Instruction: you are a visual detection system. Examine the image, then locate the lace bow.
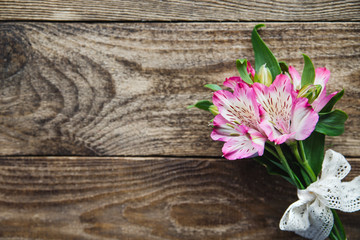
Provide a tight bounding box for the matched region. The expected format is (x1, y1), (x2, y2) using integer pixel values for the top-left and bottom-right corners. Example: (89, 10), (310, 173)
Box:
(279, 149), (360, 240)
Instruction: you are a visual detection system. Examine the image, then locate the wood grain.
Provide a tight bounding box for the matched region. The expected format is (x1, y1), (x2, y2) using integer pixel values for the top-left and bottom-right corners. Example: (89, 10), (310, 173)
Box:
(0, 156), (359, 239)
(0, 23), (360, 157)
(1, 0), (360, 22)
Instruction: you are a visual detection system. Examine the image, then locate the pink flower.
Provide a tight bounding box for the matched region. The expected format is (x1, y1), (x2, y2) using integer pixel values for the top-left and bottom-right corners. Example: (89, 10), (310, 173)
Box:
(253, 74), (319, 144)
(211, 71), (319, 160)
(211, 115), (267, 160)
(289, 66), (337, 112)
(212, 81), (267, 159)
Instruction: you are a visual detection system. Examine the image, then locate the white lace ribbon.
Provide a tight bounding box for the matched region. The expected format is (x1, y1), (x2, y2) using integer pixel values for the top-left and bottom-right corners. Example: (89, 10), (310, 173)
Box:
(279, 149), (360, 240)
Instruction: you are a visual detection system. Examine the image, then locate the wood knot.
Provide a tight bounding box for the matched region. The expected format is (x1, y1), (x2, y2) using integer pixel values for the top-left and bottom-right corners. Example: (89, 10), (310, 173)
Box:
(0, 26), (30, 80)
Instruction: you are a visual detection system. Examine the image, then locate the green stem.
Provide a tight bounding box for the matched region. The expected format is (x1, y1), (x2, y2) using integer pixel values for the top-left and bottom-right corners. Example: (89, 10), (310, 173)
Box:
(289, 142), (317, 183)
(264, 144), (278, 158)
(332, 210), (347, 240)
(274, 144), (304, 189)
(331, 222), (342, 240)
(329, 232), (339, 240)
(299, 141), (317, 181)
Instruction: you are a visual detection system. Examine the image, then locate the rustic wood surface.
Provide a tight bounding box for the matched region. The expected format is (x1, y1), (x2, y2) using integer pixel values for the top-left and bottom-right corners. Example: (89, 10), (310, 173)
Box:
(0, 156), (359, 239)
(1, 0), (360, 22)
(1, 1), (360, 239)
(0, 22), (359, 157)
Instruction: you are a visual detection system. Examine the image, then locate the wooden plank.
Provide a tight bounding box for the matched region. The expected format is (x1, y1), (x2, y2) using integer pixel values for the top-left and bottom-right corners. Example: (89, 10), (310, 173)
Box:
(0, 23), (359, 157)
(1, 0), (360, 22)
(0, 156), (359, 239)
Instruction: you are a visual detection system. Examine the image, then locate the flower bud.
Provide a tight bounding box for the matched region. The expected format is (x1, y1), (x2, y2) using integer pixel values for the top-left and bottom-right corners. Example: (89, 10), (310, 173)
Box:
(256, 64), (272, 86)
(297, 84), (322, 104)
(209, 105), (219, 116)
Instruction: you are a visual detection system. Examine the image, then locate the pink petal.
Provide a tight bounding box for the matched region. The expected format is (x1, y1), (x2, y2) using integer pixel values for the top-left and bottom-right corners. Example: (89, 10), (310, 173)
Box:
(247, 61), (255, 78)
(289, 66), (302, 90)
(259, 119), (295, 144)
(272, 74), (295, 96)
(213, 113), (229, 126)
(212, 121), (266, 160)
(213, 89), (234, 112)
(222, 135), (259, 160)
(247, 128), (267, 155)
(211, 115), (238, 142)
(290, 97), (319, 140)
(254, 74), (295, 98)
(212, 85), (261, 128)
(304, 67), (332, 113)
(314, 67), (330, 88)
(223, 76), (242, 90)
(253, 74), (297, 144)
(312, 88), (338, 113)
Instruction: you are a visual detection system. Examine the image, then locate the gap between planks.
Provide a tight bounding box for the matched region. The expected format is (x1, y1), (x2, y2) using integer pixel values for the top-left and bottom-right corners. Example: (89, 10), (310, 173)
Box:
(0, 156), (359, 161)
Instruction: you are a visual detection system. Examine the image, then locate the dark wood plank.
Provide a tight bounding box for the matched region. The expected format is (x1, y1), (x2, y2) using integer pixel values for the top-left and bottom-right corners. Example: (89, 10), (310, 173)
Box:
(1, 0), (360, 22)
(0, 23), (359, 157)
(0, 156), (359, 239)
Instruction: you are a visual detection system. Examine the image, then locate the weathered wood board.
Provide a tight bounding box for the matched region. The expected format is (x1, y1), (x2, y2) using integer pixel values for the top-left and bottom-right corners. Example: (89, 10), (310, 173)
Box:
(1, 1), (360, 238)
(0, 156), (359, 239)
(1, 0), (360, 21)
(1, 23), (359, 156)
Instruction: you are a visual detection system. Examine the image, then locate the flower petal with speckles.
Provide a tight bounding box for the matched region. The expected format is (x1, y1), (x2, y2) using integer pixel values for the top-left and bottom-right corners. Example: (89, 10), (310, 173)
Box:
(213, 82), (261, 129)
(221, 125), (266, 160)
(253, 74), (318, 143)
(223, 76), (242, 90)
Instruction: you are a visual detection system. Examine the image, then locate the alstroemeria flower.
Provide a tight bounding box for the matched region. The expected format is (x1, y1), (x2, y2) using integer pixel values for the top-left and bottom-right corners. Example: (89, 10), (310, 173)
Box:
(289, 66), (337, 112)
(253, 74), (319, 144)
(280, 150), (360, 240)
(212, 80), (267, 159)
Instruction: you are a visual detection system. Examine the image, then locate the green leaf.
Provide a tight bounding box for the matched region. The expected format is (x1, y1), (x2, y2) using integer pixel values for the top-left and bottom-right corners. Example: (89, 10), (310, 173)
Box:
(236, 59), (253, 84)
(253, 73), (260, 83)
(279, 61), (289, 74)
(204, 84), (222, 91)
(299, 167), (312, 187)
(187, 100), (213, 111)
(279, 143), (307, 188)
(254, 145), (295, 185)
(320, 89), (344, 113)
(316, 110), (348, 136)
(254, 154), (291, 182)
(302, 131), (325, 176)
(251, 24), (281, 79)
(301, 54), (315, 87)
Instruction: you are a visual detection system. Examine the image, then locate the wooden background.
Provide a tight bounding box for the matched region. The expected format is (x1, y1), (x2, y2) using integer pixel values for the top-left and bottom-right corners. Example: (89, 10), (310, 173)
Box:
(1, 1), (360, 239)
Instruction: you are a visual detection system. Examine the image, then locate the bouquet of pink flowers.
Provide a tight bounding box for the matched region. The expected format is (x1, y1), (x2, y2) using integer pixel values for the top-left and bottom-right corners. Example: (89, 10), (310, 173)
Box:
(189, 24), (360, 240)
